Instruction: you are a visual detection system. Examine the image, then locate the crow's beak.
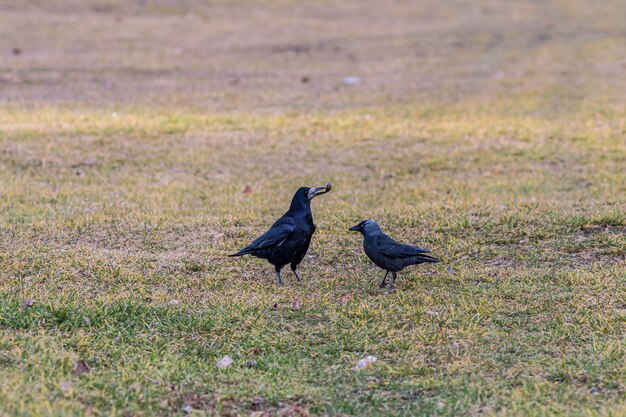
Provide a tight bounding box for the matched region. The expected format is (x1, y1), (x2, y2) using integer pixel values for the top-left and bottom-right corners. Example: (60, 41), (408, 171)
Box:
(309, 183), (332, 199)
(348, 224), (360, 232)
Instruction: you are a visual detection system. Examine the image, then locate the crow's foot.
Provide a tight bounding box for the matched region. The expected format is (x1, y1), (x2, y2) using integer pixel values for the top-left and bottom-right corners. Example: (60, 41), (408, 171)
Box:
(379, 271), (389, 289)
(292, 269), (302, 283)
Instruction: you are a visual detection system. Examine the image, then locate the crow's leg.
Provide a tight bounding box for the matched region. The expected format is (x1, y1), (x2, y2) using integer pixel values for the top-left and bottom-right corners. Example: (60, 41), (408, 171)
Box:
(388, 272), (397, 290)
(275, 266), (283, 285)
(378, 271), (389, 289)
(291, 265), (302, 283)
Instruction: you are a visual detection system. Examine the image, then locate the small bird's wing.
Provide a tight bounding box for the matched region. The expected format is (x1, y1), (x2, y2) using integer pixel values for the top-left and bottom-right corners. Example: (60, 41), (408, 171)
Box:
(377, 234), (432, 258)
(229, 217), (295, 256)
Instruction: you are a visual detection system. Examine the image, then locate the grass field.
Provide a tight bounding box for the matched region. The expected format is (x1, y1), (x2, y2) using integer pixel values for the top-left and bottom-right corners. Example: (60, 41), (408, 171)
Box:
(1, 0), (625, 416)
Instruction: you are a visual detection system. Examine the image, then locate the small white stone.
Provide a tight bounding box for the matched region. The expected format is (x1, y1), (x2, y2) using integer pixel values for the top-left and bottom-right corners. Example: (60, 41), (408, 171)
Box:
(354, 356), (377, 370)
(217, 355), (233, 368)
(342, 76), (362, 85)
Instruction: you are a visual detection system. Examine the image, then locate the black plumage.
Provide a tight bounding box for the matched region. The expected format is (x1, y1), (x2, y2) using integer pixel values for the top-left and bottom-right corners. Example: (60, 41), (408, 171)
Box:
(349, 219), (440, 289)
(229, 184), (331, 285)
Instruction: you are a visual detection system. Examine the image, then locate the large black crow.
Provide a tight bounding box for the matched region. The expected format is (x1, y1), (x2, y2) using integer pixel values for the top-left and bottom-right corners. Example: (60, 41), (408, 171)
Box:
(349, 219), (439, 289)
(229, 184), (332, 285)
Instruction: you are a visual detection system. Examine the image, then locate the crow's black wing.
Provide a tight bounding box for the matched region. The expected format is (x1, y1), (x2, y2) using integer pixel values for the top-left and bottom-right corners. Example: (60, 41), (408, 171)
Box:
(251, 217), (295, 249)
(229, 217), (295, 256)
(376, 234), (432, 258)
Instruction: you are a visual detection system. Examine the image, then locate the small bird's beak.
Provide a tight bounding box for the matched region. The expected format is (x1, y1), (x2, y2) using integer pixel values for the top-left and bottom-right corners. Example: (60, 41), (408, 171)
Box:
(348, 224), (360, 232)
(308, 183), (332, 199)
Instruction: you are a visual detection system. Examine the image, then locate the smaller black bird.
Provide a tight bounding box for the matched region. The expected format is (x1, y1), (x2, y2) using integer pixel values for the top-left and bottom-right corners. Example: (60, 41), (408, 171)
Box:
(229, 184), (332, 285)
(349, 220), (440, 289)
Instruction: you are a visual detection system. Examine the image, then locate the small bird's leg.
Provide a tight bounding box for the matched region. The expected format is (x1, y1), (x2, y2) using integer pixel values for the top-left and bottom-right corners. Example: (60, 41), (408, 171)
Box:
(291, 265), (302, 283)
(275, 267), (283, 285)
(388, 272), (397, 290)
(379, 271), (389, 289)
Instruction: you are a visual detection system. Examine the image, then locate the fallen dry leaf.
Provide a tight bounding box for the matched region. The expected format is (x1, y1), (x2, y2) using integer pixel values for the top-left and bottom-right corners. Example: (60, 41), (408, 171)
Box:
(340, 293), (352, 304)
(20, 298), (34, 308)
(72, 360), (91, 376)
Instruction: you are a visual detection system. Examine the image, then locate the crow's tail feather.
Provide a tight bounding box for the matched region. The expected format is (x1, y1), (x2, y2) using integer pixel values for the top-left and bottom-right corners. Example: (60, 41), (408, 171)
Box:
(415, 254), (441, 263)
(228, 247), (256, 257)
